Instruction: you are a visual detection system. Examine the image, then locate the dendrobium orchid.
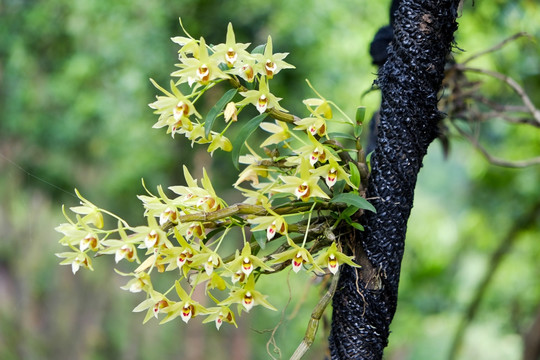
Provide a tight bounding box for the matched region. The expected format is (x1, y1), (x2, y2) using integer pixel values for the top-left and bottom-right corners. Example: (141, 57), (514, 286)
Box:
(70, 189), (104, 229)
(158, 229), (198, 276)
(56, 250), (93, 274)
(226, 243), (274, 277)
(294, 115), (327, 137)
(315, 242), (360, 275)
(295, 133), (339, 167)
(207, 132), (233, 155)
(118, 270), (152, 293)
(132, 289), (172, 323)
(237, 77), (287, 114)
(160, 282), (210, 324)
(303, 97), (333, 120)
(99, 225), (141, 264)
(148, 79), (201, 137)
(259, 120), (291, 147)
(169, 166), (225, 213)
(252, 36), (295, 79)
(55, 20), (376, 335)
(203, 306), (237, 330)
(248, 214), (288, 241)
(172, 37), (229, 87)
(271, 237), (324, 274)
(211, 23), (252, 68)
(273, 158), (329, 202)
(310, 158), (357, 189)
(219, 275), (276, 313)
(190, 243), (223, 276)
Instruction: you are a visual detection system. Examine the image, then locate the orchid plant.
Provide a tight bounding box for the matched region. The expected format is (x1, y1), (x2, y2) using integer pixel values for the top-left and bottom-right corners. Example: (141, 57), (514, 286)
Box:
(56, 20), (375, 333)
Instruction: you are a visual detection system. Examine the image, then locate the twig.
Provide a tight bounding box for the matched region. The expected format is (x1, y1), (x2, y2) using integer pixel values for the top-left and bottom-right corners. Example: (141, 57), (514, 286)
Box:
(452, 122), (540, 168)
(456, 65), (540, 126)
(462, 32), (531, 65)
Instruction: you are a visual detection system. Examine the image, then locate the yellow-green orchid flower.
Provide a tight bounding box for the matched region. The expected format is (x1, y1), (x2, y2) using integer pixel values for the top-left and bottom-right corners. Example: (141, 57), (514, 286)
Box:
(248, 214), (288, 241)
(259, 120), (291, 147)
(172, 37), (229, 87)
(132, 289), (171, 324)
(310, 158), (357, 189)
(314, 242), (360, 275)
(160, 281), (210, 324)
(211, 23), (253, 68)
(270, 237), (324, 274)
(56, 250), (93, 274)
(203, 306), (237, 330)
(253, 35), (295, 79)
(273, 158), (329, 202)
(295, 132), (339, 167)
(294, 115), (327, 137)
(237, 77), (287, 114)
(226, 242), (274, 277)
(70, 189), (104, 229)
(219, 275), (276, 313)
(148, 79), (201, 136)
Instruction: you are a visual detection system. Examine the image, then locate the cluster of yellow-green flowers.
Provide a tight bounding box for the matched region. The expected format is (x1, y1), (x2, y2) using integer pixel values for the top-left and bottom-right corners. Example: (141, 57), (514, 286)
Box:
(56, 20), (373, 330)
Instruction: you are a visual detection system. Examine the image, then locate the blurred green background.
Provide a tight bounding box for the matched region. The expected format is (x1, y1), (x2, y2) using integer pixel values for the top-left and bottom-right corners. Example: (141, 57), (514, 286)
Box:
(1, 0), (539, 359)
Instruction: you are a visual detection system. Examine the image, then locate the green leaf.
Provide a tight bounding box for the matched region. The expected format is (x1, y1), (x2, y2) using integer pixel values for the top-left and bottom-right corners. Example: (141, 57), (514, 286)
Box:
(327, 132), (357, 141)
(252, 230), (267, 250)
(232, 113), (268, 169)
(348, 221), (365, 231)
(349, 163), (361, 189)
(354, 124), (363, 138)
(332, 179), (346, 197)
(204, 89), (237, 137)
(330, 193), (376, 213)
(341, 205), (359, 218)
(366, 151), (373, 172)
(251, 44), (266, 55)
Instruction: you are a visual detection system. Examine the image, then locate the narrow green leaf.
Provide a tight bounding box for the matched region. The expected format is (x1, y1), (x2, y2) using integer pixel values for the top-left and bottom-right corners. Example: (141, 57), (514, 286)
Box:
(327, 132), (357, 141)
(204, 89), (238, 137)
(330, 193), (376, 213)
(232, 113), (268, 169)
(252, 230), (267, 250)
(366, 151), (373, 172)
(344, 216), (364, 231)
(349, 221), (365, 231)
(341, 205), (359, 219)
(354, 124), (363, 138)
(349, 163), (361, 189)
(332, 179), (346, 197)
(251, 44), (266, 55)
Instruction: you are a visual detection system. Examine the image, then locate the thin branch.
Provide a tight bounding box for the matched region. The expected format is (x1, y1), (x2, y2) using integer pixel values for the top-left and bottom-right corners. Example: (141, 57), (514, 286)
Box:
(448, 201), (540, 360)
(470, 94), (531, 115)
(462, 32), (531, 65)
(456, 65), (540, 126)
(166, 201), (339, 230)
(452, 122), (540, 168)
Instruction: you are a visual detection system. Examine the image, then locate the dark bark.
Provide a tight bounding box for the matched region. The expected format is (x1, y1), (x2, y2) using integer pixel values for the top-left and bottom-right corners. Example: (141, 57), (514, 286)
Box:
(329, 1), (460, 359)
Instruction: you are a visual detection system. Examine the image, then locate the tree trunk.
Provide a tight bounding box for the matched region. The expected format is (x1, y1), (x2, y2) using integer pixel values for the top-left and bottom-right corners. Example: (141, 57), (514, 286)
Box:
(329, 0), (461, 358)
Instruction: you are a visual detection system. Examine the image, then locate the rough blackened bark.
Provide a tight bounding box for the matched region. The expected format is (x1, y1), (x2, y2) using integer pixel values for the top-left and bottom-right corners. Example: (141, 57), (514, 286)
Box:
(329, 1), (460, 359)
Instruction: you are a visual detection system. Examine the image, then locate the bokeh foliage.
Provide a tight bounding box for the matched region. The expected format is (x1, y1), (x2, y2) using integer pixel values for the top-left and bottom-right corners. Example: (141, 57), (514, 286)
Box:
(0, 0), (539, 359)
